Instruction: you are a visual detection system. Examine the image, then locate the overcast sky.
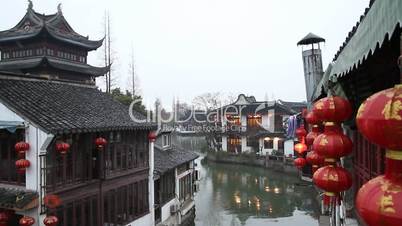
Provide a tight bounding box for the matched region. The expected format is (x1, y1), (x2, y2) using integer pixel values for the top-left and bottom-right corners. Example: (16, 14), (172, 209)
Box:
(1, 0), (369, 108)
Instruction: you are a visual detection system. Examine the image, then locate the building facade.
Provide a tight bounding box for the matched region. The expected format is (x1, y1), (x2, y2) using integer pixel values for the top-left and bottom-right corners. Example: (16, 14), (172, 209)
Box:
(154, 129), (199, 226)
(0, 3), (156, 226)
(211, 94), (306, 156)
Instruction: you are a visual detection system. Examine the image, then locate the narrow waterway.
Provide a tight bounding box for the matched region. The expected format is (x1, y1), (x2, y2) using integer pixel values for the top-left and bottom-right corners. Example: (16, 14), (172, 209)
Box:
(194, 156), (320, 226)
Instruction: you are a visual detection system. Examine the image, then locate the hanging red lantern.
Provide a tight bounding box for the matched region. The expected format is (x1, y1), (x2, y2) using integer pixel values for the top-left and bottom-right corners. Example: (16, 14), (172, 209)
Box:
(43, 215), (59, 226)
(43, 194), (62, 209)
(306, 126), (320, 146)
(305, 111), (321, 126)
(313, 124), (352, 162)
(19, 216), (35, 226)
(306, 151), (324, 173)
(0, 211), (9, 226)
(295, 127), (307, 139)
(313, 165), (352, 196)
(312, 96), (352, 123)
(148, 131), (157, 142)
(355, 154), (402, 226)
(294, 158), (307, 169)
(56, 142), (70, 155)
(15, 141), (30, 156)
(356, 85), (402, 150)
(15, 159), (30, 173)
(294, 142), (307, 155)
(95, 137), (107, 150)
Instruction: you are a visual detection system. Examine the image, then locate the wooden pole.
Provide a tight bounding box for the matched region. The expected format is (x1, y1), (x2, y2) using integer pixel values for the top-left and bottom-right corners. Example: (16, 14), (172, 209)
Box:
(399, 32), (402, 83)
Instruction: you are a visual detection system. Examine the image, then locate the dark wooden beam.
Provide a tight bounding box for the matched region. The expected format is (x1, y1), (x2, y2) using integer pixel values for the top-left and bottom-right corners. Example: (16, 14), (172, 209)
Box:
(399, 31), (402, 83)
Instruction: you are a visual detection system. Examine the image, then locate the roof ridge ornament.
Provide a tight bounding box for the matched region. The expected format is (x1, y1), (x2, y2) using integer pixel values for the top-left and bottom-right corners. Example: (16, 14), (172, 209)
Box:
(28, 0), (33, 10)
(57, 3), (62, 14)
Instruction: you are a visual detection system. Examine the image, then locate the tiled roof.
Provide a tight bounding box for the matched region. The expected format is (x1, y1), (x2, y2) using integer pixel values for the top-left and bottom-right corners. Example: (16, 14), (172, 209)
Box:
(297, 33), (325, 45)
(0, 57), (109, 77)
(0, 75), (156, 134)
(154, 145), (199, 174)
(0, 5), (103, 50)
(0, 187), (38, 210)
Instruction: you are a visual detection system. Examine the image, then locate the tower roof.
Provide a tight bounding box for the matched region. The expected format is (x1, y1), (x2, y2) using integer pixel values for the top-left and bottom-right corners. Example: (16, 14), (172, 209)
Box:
(297, 33), (325, 46)
(0, 56), (109, 77)
(0, 2), (103, 50)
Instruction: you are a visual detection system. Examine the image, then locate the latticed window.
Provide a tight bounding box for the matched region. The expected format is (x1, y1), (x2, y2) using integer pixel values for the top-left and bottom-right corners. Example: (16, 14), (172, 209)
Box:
(0, 129), (25, 185)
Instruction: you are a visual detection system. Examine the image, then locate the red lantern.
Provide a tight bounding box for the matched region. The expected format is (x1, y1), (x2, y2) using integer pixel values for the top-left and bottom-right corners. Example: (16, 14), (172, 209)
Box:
(294, 158), (307, 169)
(313, 165), (352, 196)
(148, 131), (157, 142)
(305, 111), (321, 126)
(15, 141), (30, 156)
(305, 126), (320, 146)
(323, 194), (331, 208)
(295, 127), (307, 139)
(312, 96), (352, 123)
(294, 142), (307, 155)
(0, 211), (9, 226)
(43, 194), (62, 209)
(15, 159), (30, 173)
(355, 148), (402, 226)
(306, 151), (324, 173)
(19, 216), (35, 226)
(56, 142), (70, 155)
(95, 137), (107, 150)
(43, 216), (59, 226)
(313, 124), (352, 162)
(356, 85), (402, 150)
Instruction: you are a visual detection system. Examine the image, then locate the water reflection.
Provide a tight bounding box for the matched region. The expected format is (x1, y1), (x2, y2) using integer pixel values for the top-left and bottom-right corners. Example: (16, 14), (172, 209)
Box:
(195, 157), (320, 226)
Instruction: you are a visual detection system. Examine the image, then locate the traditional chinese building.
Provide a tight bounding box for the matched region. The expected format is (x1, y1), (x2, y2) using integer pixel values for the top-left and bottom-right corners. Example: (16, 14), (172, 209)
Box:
(303, 0), (402, 223)
(0, 3), (156, 226)
(0, 1), (108, 83)
(153, 128), (199, 226)
(211, 94), (306, 156)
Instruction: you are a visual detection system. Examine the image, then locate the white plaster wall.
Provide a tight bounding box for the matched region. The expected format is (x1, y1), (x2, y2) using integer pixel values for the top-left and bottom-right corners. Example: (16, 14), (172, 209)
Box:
(259, 138), (273, 156)
(0, 102), (24, 122)
(25, 125), (52, 191)
(284, 140), (294, 157)
(241, 115), (247, 127)
(241, 136), (250, 153)
(273, 138), (279, 150)
(261, 114), (270, 131)
(26, 126), (53, 226)
(125, 213), (153, 226)
(221, 136), (227, 151)
(161, 198), (177, 222)
(148, 141), (155, 226)
(268, 109), (275, 132)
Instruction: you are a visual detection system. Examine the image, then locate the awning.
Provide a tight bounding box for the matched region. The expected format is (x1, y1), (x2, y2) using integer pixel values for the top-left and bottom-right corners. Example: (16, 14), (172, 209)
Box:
(331, 0), (402, 77)
(0, 187), (39, 211)
(0, 121), (24, 133)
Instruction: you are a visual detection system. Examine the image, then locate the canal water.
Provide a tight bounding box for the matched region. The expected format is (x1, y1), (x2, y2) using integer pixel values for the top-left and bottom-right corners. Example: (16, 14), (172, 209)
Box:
(194, 156), (320, 226)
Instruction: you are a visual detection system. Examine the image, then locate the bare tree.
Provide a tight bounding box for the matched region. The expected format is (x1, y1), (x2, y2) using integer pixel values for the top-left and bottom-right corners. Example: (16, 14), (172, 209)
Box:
(224, 92), (240, 105)
(103, 12), (116, 93)
(103, 11), (108, 92)
(128, 47), (139, 97)
(192, 92), (223, 111)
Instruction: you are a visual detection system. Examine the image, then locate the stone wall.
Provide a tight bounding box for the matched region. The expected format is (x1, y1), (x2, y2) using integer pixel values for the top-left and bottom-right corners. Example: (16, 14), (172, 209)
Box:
(206, 152), (298, 176)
